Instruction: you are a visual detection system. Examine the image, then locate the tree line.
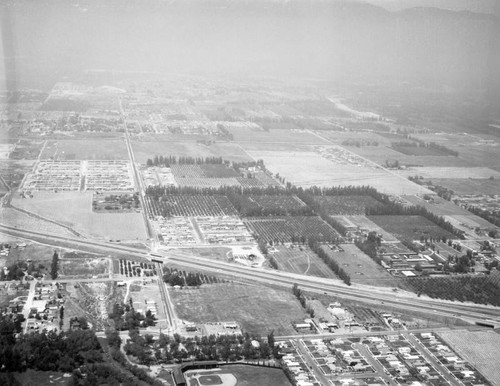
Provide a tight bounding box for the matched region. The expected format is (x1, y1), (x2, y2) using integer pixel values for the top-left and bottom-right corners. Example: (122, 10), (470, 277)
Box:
(308, 239), (351, 285)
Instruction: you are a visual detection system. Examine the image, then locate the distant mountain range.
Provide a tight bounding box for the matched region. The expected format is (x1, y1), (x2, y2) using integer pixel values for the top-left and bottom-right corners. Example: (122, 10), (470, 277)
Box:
(365, 0), (499, 16)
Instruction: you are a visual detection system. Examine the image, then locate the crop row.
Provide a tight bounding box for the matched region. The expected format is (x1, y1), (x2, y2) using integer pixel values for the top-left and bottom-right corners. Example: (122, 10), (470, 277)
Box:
(245, 216), (339, 243)
(146, 195), (238, 217)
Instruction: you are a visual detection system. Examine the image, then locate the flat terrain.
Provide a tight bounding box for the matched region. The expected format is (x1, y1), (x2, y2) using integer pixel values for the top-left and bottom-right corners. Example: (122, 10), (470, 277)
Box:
(397, 166), (500, 179)
(439, 330), (500, 386)
(40, 139), (129, 160)
(170, 283), (307, 336)
(369, 215), (455, 241)
(248, 149), (431, 195)
(429, 178), (500, 196)
(337, 215), (400, 242)
(270, 246), (338, 279)
(186, 365), (291, 386)
(0, 207), (76, 237)
(321, 244), (399, 287)
(11, 192), (147, 241)
(132, 137), (252, 164)
(313, 195), (386, 215)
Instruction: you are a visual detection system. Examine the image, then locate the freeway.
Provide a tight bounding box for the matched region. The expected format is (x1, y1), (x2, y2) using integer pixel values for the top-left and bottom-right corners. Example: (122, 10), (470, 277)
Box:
(1, 223), (500, 326)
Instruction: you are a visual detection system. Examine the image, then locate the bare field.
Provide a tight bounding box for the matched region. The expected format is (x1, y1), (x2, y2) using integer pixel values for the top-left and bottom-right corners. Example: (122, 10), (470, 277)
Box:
(248, 150), (432, 195)
(321, 244), (399, 287)
(0, 207), (76, 238)
(58, 257), (111, 279)
(439, 330), (500, 386)
(40, 139), (129, 160)
(369, 215), (455, 241)
(11, 192), (147, 241)
(170, 283), (307, 336)
(271, 246), (338, 279)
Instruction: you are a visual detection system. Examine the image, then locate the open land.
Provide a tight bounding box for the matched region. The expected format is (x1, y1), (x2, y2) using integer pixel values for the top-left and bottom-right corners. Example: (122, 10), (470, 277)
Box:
(186, 365), (292, 386)
(368, 215), (455, 241)
(170, 283), (307, 336)
(270, 245), (338, 279)
(40, 139), (129, 160)
(11, 192), (147, 240)
(428, 178), (500, 196)
(320, 244), (399, 287)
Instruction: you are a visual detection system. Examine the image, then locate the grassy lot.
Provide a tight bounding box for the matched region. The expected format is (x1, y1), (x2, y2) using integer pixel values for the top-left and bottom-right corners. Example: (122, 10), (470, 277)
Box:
(321, 244), (399, 287)
(429, 178), (500, 196)
(40, 139), (129, 160)
(391, 144), (451, 156)
(271, 246), (337, 279)
(170, 283), (307, 336)
(12, 192), (147, 241)
(58, 257), (110, 279)
(369, 215), (455, 241)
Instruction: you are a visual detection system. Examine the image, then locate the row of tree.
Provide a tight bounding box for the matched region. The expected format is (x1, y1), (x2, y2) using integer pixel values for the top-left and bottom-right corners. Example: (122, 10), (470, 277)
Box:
(146, 155), (228, 167)
(308, 239), (351, 285)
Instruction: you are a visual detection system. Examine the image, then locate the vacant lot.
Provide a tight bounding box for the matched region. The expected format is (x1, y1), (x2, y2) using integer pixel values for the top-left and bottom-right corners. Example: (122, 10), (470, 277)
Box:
(429, 178), (500, 196)
(320, 244), (399, 287)
(249, 150), (431, 195)
(40, 139), (129, 160)
(369, 215), (455, 241)
(314, 195), (386, 215)
(170, 283), (307, 336)
(271, 246), (337, 279)
(58, 257), (110, 279)
(12, 192), (147, 241)
(439, 330), (500, 386)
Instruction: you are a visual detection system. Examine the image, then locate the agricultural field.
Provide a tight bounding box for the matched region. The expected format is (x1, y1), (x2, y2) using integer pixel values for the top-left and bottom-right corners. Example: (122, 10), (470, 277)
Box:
(322, 244), (399, 287)
(250, 195), (306, 212)
(368, 215), (455, 241)
(428, 178), (500, 196)
(170, 164), (240, 178)
(391, 144), (452, 156)
(334, 215), (400, 242)
(40, 139), (129, 160)
(313, 195), (386, 215)
(232, 194), (306, 216)
(145, 195), (238, 217)
(131, 137), (252, 164)
(245, 216), (339, 243)
(11, 192), (147, 241)
(170, 283), (307, 336)
(174, 176), (241, 188)
(270, 245), (338, 279)
(229, 127), (327, 144)
(439, 330), (500, 386)
(248, 149), (432, 195)
(397, 166), (500, 179)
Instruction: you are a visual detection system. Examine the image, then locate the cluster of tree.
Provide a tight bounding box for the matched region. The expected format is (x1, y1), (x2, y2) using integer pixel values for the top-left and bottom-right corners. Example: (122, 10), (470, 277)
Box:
(108, 301), (156, 331)
(407, 275), (500, 306)
(341, 139), (379, 147)
(162, 267), (223, 287)
(409, 177), (454, 201)
(308, 239), (351, 285)
(146, 155), (227, 167)
(51, 251), (59, 280)
(401, 239), (424, 253)
(125, 330), (278, 366)
(268, 256), (278, 270)
(355, 231), (382, 265)
(291, 284), (314, 318)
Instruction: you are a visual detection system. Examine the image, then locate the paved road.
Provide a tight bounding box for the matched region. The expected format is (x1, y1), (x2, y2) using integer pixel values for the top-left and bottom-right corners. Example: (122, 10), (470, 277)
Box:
(1, 224), (500, 327)
(352, 343), (398, 386)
